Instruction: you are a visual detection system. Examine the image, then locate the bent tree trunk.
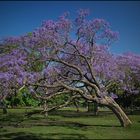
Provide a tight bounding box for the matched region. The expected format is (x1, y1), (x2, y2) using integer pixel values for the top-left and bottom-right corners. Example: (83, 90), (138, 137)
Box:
(97, 96), (132, 127)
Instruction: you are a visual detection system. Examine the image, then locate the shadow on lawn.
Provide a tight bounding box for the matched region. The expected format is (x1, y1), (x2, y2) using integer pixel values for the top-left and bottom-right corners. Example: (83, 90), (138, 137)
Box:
(50, 109), (140, 117)
(37, 122), (120, 129)
(43, 133), (88, 139)
(0, 110), (121, 129)
(0, 119), (120, 130)
(1, 120), (120, 129)
(0, 132), (42, 140)
(0, 132), (87, 139)
(49, 110), (113, 118)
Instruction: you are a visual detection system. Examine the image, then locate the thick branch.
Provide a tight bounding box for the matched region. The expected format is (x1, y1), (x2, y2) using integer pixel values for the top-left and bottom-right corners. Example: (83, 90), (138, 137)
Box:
(81, 79), (101, 97)
(30, 88), (71, 100)
(46, 95), (81, 112)
(56, 80), (97, 101)
(67, 42), (99, 88)
(27, 83), (62, 89)
(46, 58), (83, 79)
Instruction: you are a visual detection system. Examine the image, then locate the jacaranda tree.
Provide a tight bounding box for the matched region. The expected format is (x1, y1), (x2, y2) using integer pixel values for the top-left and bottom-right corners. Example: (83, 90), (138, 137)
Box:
(1, 9), (140, 127)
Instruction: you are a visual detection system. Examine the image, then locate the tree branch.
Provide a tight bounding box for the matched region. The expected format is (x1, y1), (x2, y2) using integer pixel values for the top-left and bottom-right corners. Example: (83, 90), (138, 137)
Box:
(46, 94), (81, 112)
(67, 42), (100, 88)
(46, 58), (83, 79)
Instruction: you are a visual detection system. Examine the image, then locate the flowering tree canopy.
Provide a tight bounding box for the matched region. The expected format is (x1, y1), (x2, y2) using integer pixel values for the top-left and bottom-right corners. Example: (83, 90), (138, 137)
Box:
(1, 9), (140, 127)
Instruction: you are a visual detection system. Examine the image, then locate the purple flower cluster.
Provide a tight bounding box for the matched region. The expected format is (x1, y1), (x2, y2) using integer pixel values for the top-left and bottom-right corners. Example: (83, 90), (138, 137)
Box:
(0, 9), (140, 99)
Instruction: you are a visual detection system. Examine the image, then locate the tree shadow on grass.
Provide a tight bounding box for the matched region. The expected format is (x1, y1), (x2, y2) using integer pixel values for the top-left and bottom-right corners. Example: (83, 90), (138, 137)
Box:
(88, 124), (120, 128)
(17, 120), (120, 129)
(0, 132), (87, 140)
(33, 120), (90, 130)
(0, 109), (121, 130)
(0, 132), (42, 140)
(44, 133), (88, 139)
(0, 129), (7, 133)
(49, 110), (113, 118)
(0, 113), (25, 123)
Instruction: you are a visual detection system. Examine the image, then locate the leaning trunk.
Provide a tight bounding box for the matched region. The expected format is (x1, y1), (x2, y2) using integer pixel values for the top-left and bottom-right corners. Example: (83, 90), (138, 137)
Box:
(97, 96), (132, 127)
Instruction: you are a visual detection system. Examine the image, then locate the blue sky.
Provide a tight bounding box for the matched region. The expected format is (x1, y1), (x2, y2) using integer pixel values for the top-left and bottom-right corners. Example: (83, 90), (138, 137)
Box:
(0, 1), (140, 54)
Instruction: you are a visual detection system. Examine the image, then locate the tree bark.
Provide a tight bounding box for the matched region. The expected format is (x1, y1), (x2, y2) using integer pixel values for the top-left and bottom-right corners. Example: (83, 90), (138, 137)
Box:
(0, 100), (7, 114)
(94, 102), (99, 115)
(43, 100), (48, 117)
(3, 107), (7, 114)
(87, 102), (94, 112)
(97, 96), (132, 127)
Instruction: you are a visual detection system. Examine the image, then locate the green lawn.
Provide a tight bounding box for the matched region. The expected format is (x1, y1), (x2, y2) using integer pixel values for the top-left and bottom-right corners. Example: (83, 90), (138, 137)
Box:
(0, 107), (140, 139)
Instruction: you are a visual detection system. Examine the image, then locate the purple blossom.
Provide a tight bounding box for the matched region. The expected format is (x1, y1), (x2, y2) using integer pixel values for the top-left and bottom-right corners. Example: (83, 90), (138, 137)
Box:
(110, 93), (118, 99)
(1, 9), (140, 101)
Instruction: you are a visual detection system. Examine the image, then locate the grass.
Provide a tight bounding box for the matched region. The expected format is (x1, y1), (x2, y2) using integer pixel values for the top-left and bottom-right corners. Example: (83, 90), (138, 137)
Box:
(0, 107), (140, 139)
